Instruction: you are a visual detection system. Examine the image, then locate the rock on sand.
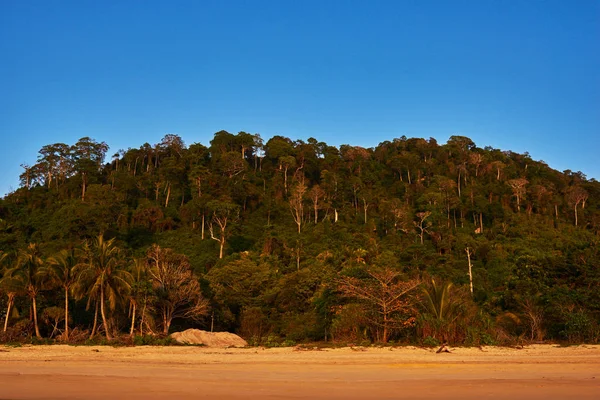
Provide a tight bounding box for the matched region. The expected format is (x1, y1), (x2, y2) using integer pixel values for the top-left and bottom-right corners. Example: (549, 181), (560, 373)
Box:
(170, 329), (248, 347)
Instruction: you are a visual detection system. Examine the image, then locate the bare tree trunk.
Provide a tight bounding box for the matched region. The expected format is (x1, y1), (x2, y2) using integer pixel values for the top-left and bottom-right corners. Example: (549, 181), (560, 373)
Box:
(90, 300), (99, 339)
(466, 247), (474, 295)
(129, 302), (136, 336)
(32, 296), (41, 338)
(479, 213), (483, 233)
(140, 295), (147, 336)
(64, 287), (70, 341)
(574, 204), (578, 226)
(163, 310), (171, 335)
(3, 294), (14, 332)
(201, 214), (205, 240)
(100, 285), (112, 340)
(382, 312), (389, 343)
(165, 183), (171, 207)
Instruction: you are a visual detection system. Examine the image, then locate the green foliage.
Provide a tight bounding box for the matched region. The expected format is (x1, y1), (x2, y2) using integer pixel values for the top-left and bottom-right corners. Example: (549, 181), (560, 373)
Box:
(1, 132), (600, 345)
(422, 336), (440, 347)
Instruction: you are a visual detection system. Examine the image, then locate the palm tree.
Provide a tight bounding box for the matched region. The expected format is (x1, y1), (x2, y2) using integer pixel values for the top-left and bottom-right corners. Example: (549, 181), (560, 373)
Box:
(0, 251), (25, 332)
(47, 248), (79, 341)
(422, 279), (455, 321)
(6, 244), (47, 338)
(421, 278), (464, 342)
(78, 234), (131, 340)
(128, 257), (151, 336)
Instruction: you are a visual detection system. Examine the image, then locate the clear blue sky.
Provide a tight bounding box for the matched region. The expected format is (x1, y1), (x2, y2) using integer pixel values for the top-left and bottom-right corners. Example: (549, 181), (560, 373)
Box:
(1, 0), (598, 196)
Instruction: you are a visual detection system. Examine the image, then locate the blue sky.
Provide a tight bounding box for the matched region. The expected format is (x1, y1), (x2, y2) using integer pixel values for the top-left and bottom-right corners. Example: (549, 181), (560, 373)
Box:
(1, 0), (598, 196)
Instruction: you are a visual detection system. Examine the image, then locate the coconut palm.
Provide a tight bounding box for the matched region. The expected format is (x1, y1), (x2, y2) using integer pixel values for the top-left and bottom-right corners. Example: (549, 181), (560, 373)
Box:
(0, 251), (25, 332)
(127, 257), (152, 336)
(47, 248), (79, 340)
(77, 234), (131, 340)
(6, 244), (47, 338)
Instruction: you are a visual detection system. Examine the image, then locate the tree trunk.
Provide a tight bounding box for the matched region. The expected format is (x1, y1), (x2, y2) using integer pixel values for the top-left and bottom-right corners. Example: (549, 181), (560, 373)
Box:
(140, 295), (147, 336)
(165, 183), (171, 207)
(32, 296), (41, 338)
(3, 294), (14, 332)
(219, 237), (225, 259)
(382, 312), (389, 343)
(163, 310), (171, 335)
(90, 300), (99, 339)
(129, 302), (136, 336)
(201, 214), (205, 239)
(100, 284), (112, 340)
(466, 248), (474, 295)
(64, 287), (70, 341)
(479, 213), (483, 233)
(574, 204), (578, 226)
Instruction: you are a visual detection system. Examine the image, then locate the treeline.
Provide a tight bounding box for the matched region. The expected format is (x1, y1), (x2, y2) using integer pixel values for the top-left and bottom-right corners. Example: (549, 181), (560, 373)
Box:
(0, 131), (599, 345)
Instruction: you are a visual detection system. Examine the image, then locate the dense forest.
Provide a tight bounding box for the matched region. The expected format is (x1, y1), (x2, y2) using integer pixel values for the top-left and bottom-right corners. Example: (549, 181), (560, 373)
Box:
(0, 131), (598, 345)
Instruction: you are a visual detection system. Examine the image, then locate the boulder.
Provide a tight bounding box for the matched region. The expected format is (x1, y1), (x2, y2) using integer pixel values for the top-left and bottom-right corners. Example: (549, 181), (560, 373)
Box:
(170, 329), (248, 347)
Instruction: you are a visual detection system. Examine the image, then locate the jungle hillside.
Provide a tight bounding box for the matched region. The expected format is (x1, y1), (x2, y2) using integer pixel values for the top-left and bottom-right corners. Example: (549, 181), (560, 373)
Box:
(0, 132), (598, 345)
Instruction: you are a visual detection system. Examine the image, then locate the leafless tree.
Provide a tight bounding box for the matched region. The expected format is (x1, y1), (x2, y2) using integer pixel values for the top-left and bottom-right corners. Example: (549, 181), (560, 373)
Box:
(414, 211), (431, 245)
(147, 245), (209, 334)
(289, 174), (307, 233)
(567, 186), (589, 226)
(309, 185), (326, 224)
(338, 267), (420, 343)
(507, 178), (528, 212)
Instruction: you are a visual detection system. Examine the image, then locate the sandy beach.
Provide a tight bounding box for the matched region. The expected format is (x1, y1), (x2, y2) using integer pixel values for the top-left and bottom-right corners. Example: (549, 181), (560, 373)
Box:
(1, 344), (598, 399)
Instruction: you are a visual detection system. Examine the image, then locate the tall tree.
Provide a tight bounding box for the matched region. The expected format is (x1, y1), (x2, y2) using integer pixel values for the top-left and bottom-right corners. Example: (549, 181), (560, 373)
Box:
(47, 248), (79, 340)
(0, 252), (24, 333)
(7, 244), (47, 338)
(567, 186), (589, 226)
(72, 137), (108, 201)
(78, 235), (131, 340)
(338, 267), (420, 343)
(207, 199), (240, 259)
(146, 245), (209, 334)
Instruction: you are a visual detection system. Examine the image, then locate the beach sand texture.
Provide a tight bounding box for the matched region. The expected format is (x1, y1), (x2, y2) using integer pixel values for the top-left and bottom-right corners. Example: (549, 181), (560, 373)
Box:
(1, 344), (599, 399)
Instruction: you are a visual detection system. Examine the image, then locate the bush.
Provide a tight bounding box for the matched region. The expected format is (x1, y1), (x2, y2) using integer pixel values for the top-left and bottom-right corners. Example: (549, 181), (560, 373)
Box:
(0, 319), (33, 343)
(560, 310), (599, 343)
(422, 336), (440, 347)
